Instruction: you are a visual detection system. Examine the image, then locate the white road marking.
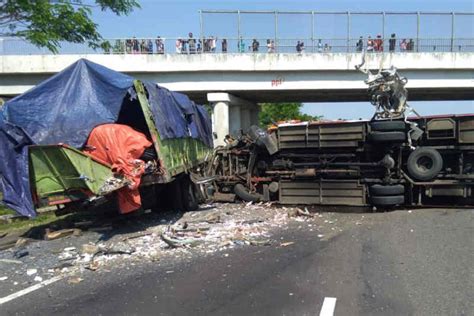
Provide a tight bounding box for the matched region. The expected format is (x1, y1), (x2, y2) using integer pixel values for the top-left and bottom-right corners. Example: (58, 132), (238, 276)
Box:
(0, 276), (63, 305)
(319, 297), (337, 316)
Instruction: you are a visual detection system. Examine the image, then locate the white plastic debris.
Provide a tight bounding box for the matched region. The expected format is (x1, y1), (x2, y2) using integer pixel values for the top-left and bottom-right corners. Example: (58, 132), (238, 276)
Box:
(0, 276), (8, 281)
(26, 269), (37, 276)
(34, 276), (43, 282)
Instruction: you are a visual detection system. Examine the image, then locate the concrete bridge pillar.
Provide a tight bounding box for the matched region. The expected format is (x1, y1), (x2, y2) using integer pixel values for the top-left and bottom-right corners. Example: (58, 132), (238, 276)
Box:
(208, 92), (259, 147)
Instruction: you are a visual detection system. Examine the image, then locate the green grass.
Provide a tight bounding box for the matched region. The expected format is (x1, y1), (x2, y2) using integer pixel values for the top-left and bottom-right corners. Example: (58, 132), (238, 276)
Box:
(0, 213), (59, 234)
(0, 206), (15, 216)
(0, 191), (15, 215)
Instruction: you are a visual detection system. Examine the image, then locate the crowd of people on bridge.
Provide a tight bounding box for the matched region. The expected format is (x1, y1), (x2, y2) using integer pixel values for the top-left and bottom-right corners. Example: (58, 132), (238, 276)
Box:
(101, 32), (420, 55)
(355, 34), (416, 53)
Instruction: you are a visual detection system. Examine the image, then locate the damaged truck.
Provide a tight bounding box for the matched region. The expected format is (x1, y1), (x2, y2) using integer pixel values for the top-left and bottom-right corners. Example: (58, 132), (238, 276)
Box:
(208, 64), (474, 208)
(0, 59), (213, 217)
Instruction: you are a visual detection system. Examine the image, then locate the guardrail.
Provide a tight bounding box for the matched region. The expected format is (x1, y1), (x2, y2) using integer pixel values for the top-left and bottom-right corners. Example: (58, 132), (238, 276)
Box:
(1, 37), (473, 55)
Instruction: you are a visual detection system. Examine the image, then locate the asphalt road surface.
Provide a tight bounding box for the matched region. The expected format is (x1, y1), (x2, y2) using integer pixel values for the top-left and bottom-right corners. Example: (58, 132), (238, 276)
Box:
(2, 208), (473, 316)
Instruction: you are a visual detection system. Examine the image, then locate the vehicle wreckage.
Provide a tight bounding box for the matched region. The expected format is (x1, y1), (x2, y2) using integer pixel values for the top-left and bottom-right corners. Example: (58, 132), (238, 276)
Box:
(0, 59), (213, 217)
(206, 61), (474, 208)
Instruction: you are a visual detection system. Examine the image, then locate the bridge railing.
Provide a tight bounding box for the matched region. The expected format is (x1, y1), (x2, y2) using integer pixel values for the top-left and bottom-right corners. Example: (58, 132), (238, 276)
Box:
(0, 37), (473, 55)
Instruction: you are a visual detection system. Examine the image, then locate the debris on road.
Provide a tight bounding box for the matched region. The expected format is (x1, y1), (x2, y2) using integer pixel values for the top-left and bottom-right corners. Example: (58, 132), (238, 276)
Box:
(0, 202), (348, 289)
(45, 228), (81, 241)
(68, 276), (83, 284)
(26, 269), (37, 276)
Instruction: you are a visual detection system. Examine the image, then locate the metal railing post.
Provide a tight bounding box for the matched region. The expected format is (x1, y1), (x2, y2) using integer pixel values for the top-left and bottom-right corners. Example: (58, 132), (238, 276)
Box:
(199, 10), (203, 52)
(451, 12), (455, 52)
(416, 12), (420, 52)
(237, 10), (241, 53)
(274, 10), (278, 52)
(382, 11), (386, 52)
(347, 11), (351, 53)
(311, 11), (315, 53)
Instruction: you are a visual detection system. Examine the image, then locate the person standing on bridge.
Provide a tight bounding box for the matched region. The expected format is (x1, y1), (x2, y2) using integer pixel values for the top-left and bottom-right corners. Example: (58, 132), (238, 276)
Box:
(188, 33), (196, 54)
(238, 37), (245, 53)
(367, 36), (374, 52)
(222, 39), (228, 53)
(400, 39), (407, 52)
(252, 39), (260, 52)
(374, 35), (383, 52)
(408, 39), (415, 51)
(210, 36), (217, 53)
(317, 39), (323, 52)
(267, 39), (275, 53)
(389, 33), (396, 52)
(147, 39), (153, 54)
(175, 38), (182, 53)
(356, 36), (363, 52)
(155, 36), (164, 54)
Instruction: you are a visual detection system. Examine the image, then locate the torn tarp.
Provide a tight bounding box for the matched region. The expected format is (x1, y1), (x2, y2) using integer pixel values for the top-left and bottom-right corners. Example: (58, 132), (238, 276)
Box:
(144, 82), (213, 147)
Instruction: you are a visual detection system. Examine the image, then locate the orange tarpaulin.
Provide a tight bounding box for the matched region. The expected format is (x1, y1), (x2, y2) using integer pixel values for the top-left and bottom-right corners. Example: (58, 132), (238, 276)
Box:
(84, 124), (152, 213)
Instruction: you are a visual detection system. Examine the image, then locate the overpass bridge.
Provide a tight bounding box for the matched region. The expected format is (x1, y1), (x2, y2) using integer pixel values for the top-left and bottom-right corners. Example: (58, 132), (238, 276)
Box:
(0, 52), (473, 145)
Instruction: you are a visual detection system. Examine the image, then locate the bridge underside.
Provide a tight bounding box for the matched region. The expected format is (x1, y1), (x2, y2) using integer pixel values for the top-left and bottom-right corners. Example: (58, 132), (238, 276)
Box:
(1, 73), (473, 104)
(185, 87), (474, 104)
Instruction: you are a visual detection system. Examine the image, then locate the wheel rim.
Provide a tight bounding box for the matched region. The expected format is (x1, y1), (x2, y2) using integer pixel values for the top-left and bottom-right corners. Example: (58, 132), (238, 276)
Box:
(417, 156), (433, 172)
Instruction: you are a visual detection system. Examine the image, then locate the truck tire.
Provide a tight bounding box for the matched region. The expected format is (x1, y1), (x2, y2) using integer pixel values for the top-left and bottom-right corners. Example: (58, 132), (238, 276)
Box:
(234, 183), (262, 202)
(370, 120), (406, 131)
(407, 147), (443, 181)
(370, 184), (405, 196)
(181, 177), (199, 212)
(370, 195), (405, 206)
(368, 131), (405, 143)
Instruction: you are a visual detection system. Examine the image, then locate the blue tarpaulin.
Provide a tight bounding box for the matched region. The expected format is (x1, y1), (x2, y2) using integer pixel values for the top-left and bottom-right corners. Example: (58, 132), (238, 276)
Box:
(0, 59), (212, 217)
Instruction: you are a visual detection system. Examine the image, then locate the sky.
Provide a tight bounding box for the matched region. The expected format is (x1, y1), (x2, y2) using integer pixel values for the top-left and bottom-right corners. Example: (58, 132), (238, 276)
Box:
(88, 0), (473, 119)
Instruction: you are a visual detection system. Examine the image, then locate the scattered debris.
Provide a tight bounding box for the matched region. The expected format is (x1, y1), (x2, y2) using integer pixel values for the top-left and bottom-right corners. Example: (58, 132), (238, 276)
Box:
(45, 228), (81, 241)
(0, 276), (8, 281)
(86, 261), (100, 271)
(161, 234), (201, 248)
(105, 242), (135, 255)
(34, 276), (43, 282)
(280, 242), (295, 247)
(13, 249), (29, 259)
(26, 269), (37, 276)
(81, 244), (99, 255)
(68, 276), (83, 284)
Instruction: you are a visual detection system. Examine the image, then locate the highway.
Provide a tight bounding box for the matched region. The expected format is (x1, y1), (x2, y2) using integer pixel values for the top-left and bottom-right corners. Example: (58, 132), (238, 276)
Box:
(1, 208), (472, 316)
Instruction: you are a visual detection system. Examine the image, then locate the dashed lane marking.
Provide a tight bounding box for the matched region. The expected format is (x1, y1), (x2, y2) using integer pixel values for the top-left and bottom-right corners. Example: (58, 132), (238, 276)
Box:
(319, 297), (337, 316)
(0, 276), (63, 305)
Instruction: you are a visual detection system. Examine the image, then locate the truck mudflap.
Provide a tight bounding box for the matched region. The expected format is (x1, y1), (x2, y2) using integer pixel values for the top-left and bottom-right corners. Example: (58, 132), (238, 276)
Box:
(29, 144), (129, 207)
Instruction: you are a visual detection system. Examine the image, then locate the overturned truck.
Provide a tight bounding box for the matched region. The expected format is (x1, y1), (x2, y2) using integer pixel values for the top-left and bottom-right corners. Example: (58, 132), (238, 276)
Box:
(208, 66), (474, 208)
(0, 59), (213, 217)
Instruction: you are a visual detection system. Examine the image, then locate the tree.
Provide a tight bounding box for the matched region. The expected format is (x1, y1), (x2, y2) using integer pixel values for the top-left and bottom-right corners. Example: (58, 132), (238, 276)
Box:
(259, 102), (322, 127)
(0, 0), (140, 53)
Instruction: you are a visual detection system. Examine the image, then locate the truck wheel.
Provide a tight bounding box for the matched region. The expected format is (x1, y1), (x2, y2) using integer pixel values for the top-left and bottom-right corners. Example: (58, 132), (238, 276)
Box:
(370, 120), (406, 131)
(370, 184), (405, 196)
(234, 183), (262, 202)
(368, 131), (405, 143)
(181, 177), (199, 212)
(370, 195), (405, 206)
(407, 147), (443, 181)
